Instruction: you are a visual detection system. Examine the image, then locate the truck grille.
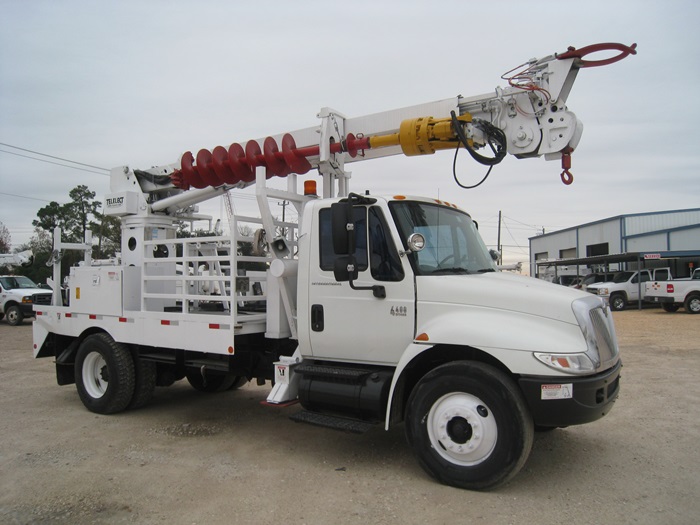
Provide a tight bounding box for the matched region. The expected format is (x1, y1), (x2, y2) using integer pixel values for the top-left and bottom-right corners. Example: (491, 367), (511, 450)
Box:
(589, 307), (618, 365)
(32, 293), (53, 306)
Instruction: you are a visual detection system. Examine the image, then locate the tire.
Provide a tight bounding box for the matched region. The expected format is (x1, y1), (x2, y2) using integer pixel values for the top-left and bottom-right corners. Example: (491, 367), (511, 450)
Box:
(228, 376), (249, 390)
(5, 305), (24, 326)
(405, 361), (534, 491)
(661, 303), (680, 313)
(610, 293), (626, 311)
(684, 294), (700, 314)
(75, 333), (135, 414)
(186, 369), (238, 392)
(128, 359), (157, 409)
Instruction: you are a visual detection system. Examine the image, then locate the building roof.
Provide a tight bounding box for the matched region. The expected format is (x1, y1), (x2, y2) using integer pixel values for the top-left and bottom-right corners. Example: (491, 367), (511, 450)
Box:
(528, 207), (700, 241)
(535, 250), (700, 268)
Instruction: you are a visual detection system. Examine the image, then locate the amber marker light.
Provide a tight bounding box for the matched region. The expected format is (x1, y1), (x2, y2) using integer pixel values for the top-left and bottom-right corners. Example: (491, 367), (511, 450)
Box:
(304, 180), (317, 196)
(415, 333), (430, 342)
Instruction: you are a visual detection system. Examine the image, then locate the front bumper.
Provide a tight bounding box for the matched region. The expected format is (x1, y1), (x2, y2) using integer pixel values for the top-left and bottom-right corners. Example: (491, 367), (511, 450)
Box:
(518, 360), (621, 427)
(20, 303), (36, 316)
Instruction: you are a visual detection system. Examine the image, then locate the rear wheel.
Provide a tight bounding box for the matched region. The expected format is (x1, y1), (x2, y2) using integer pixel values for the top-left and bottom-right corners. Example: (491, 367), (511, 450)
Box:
(661, 303), (680, 313)
(610, 293), (626, 311)
(128, 359), (157, 409)
(685, 294), (700, 314)
(405, 361), (533, 491)
(75, 333), (135, 414)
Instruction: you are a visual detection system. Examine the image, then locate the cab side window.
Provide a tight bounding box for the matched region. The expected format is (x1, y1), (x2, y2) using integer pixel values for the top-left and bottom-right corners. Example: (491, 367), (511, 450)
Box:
(369, 207), (404, 282)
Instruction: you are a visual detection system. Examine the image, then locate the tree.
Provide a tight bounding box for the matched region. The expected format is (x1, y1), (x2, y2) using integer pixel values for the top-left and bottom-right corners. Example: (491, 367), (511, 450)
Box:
(33, 201), (70, 238)
(29, 185), (122, 280)
(68, 185), (101, 243)
(0, 221), (10, 253)
(34, 185), (101, 243)
(91, 211), (122, 259)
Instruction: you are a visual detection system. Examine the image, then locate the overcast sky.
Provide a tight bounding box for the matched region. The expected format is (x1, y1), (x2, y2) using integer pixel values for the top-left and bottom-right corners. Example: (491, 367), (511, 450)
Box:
(1, 0), (699, 266)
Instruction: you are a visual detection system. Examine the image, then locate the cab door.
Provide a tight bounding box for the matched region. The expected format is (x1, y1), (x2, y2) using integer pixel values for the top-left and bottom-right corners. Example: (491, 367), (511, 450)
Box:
(306, 204), (415, 365)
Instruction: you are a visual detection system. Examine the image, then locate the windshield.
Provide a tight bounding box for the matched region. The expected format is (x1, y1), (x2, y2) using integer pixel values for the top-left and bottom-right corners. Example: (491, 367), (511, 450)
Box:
(390, 201), (497, 276)
(612, 272), (634, 283)
(0, 276), (39, 290)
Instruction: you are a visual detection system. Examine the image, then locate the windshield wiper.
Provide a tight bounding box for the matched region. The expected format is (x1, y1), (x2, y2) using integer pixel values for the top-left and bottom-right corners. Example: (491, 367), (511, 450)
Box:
(477, 268), (496, 273)
(431, 267), (472, 275)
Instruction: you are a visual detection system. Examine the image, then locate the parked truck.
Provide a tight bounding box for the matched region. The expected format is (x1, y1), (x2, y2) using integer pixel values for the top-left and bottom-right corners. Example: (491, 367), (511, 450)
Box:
(586, 267), (671, 311)
(644, 268), (700, 313)
(32, 42), (635, 490)
(0, 250), (53, 326)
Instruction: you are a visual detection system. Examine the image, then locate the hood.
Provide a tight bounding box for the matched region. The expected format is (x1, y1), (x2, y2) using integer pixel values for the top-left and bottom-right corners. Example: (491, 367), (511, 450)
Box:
(417, 271), (596, 325)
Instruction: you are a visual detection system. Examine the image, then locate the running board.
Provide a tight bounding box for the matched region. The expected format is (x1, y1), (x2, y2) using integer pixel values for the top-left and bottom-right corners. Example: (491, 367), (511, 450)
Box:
(290, 410), (377, 434)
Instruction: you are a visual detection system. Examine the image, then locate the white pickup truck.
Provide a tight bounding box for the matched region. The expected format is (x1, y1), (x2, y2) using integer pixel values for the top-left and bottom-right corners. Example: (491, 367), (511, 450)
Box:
(587, 268), (672, 311)
(0, 275), (53, 325)
(644, 269), (700, 314)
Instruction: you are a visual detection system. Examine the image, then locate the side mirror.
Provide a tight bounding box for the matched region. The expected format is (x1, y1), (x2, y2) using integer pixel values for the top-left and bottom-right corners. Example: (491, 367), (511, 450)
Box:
(331, 202), (355, 255)
(333, 255), (359, 282)
(489, 249), (500, 262)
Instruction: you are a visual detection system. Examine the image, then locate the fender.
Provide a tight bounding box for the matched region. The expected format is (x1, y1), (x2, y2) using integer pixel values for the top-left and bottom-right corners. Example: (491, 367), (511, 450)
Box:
(384, 304), (587, 429)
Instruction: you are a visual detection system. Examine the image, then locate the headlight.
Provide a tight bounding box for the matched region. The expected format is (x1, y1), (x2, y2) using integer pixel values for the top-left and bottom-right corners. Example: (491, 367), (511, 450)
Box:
(598, 287), (608, 296)
(534, 352), (596, 374)
(22, 296), (33, 304)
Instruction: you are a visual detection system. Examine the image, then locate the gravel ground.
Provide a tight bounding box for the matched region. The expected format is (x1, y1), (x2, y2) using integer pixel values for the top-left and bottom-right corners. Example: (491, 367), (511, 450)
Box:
(0, 308), (698, 524)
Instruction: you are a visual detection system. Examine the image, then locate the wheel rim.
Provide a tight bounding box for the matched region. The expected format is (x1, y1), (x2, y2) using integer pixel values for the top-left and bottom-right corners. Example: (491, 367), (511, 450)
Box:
(427, 392), (498, 466)
(7, 309), (18, 322)
(612, 297), (624, 310)
(82, 351), (109, 399)
(690, 297), (700, 313)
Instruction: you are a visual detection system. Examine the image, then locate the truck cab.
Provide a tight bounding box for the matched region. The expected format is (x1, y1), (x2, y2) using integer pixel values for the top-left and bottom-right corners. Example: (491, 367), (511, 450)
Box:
(292, 194), (620, 475)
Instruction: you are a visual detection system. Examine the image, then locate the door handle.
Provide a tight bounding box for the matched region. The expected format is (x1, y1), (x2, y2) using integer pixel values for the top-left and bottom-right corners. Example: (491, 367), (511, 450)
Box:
(311, 304), (324, 332)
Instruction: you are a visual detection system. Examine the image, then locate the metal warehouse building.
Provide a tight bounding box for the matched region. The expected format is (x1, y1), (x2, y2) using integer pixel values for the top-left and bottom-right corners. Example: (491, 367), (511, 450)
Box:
(529, 208), (700, 281)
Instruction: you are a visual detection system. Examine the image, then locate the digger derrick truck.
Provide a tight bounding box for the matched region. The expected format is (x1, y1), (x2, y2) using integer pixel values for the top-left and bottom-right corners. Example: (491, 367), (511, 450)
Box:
(33, 43), (635, 490)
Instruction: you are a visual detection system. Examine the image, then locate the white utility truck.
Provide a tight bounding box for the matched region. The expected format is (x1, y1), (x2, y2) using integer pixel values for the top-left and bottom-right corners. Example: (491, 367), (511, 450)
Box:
(33, 42), (635, 490)
(645, 268), (700, 313)
(0, 250), (53, 326)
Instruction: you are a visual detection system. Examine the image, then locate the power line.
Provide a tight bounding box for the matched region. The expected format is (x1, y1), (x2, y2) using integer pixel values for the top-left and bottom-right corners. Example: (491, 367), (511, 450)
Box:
(0, 191), (52, 203)
(0, 142), (109, 171)
(0, 149), (109, 176)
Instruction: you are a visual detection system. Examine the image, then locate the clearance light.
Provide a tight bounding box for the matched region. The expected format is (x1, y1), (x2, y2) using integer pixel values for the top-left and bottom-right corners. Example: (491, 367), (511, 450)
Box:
(393, 195), (406, 200)
(304, 180), (317, 196)
(534, 352), (595, 375)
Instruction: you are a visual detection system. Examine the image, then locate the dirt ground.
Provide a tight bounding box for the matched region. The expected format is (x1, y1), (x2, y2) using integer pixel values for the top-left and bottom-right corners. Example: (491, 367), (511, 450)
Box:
(1, 309), (699, 525)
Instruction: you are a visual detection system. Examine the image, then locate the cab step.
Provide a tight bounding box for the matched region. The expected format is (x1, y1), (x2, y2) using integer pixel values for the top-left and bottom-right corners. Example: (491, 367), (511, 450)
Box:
(290, 410), (377, 434)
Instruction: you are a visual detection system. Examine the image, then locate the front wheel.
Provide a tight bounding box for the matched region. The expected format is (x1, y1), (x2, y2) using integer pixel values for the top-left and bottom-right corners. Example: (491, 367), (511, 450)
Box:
(685, 294), (700, 314)
(5, 305), (24, 326)
(75, 333), (135, 414)
(405, 361), (533, 491)
(609, 293), (627, 311)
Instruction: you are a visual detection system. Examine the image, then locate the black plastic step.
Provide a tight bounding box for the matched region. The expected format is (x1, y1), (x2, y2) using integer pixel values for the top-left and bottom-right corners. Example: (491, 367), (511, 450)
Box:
(294, 364), (372, 382)
(290, 410), (376, 434)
